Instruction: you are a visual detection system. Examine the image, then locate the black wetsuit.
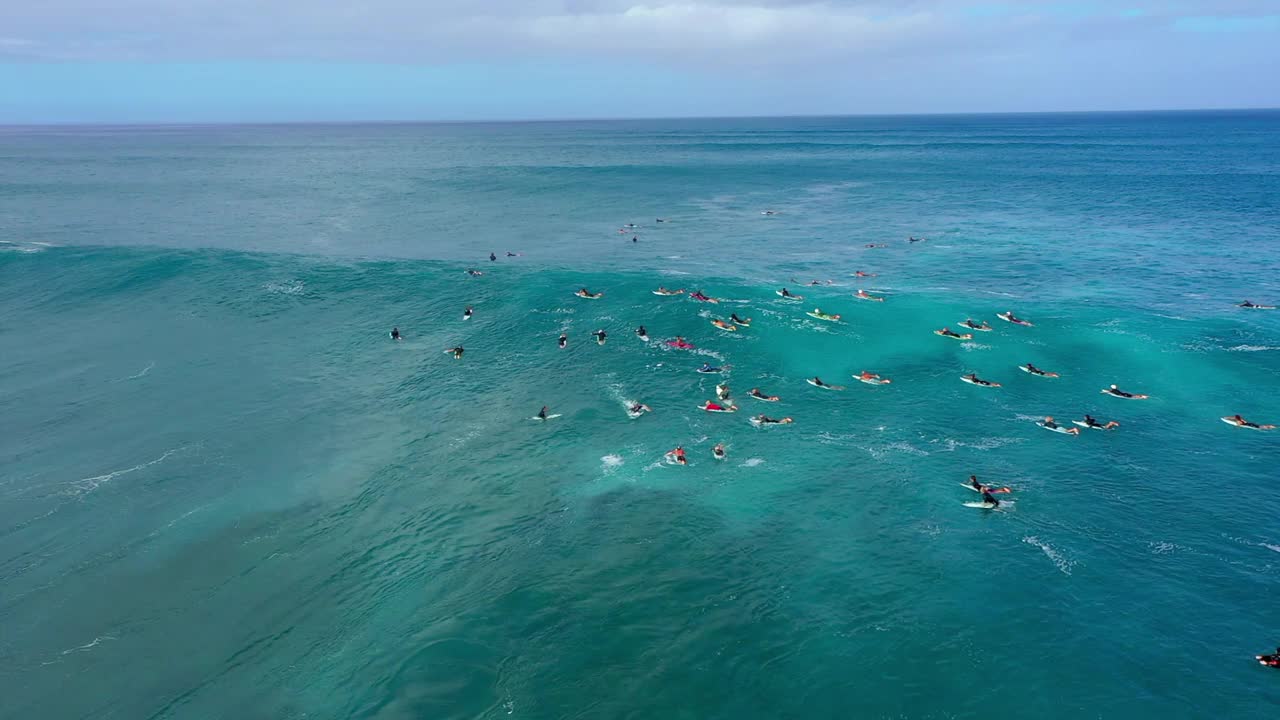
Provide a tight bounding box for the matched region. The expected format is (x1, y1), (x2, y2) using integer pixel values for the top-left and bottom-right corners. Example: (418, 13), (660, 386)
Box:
(390, 328), (400, 340)
(637, 326), (647, 337)
(490, 253), (497, 261)
(982, 491), (999, 507)
(558, 335), (567, 348)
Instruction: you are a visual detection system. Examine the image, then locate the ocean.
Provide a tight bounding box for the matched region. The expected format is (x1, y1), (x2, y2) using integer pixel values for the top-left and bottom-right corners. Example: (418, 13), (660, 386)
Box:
(2, 111), (1279, 719)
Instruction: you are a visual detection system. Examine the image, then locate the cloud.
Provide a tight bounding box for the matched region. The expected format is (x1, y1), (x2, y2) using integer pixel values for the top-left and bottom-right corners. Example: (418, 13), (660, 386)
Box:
(1, 0), (1272, 64)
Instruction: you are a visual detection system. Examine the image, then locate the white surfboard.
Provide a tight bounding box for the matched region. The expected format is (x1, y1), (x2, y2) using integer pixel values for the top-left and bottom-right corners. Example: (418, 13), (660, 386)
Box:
(1039, 423), (1076, 434)
(856, 376), (891, 385)
(997, 312), (1033, 326)
(1221, 416), (1274, 430)
(776, 291), (802, 301)
(806, 379), (844, 390)
(960, 376), (1000, 387)
(1019, 366), (1058, 377)
(963, 501), (998, 509)
(530, 414), (563, 421)
(1072, 420), (1110, 430)
(806, 311), (840, 322)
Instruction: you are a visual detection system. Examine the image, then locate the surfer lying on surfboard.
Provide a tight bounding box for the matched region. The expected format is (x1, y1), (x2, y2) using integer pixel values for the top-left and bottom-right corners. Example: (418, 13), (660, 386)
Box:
(1238, 300), (1276, 309)
(808, 377), (845, 390)
(856, 371), (891, 384)
(1102, 384), (1148, 399)
(753, 414), (793, 425)
(447, 346), (464, 359)
(667, 446), (688, 465)
(1022, 363), (1059, 377)
(628, 403), (651, 417)
(935, 327), (972, 340)
(1078, 414), (1120, 430)
(777, 288), (800, 300)
(713, 443), (727, 460)
(654, 287), (684, 296)
(1258, 648), (1280, 667)
(855, 289), (885, 302)
(689, 290), (718, 303)
(960, 319), (992, 331)
(636, 325), (648, 340)
(697, 362), (725, 374)
(1041, 416), (1080, 434)
(962, 373), (1000, 387)
(711, 319), (737, 331)
(730, 313), (751, 327)
(592, 329), (607, 345)
(1224, 414), (1276, 430)
(716, 384), (731, 401)
(576, 288), (603, 299)
(998, 311), (1032, 326)
(749, 388), (780, 401)
(701, 400), (738, 413)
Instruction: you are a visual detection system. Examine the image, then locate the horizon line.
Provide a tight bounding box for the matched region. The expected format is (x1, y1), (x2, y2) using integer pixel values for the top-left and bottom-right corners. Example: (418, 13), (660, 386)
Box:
(3, 107), (1278, 129)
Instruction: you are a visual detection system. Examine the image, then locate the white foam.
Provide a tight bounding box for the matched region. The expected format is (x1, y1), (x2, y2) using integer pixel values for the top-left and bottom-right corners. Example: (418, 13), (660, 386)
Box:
(960, 342), (990, 351)
(1023, 536), (1075, 575)
(263, 280), (305, 295)
(740, 458), (765, 467)
(1227, 345), (1280, 352)
(125, 361), (155, 380)
(60, 635), (117, 655)
(65, 447), (186, 496)
(601, 454), (624, 471)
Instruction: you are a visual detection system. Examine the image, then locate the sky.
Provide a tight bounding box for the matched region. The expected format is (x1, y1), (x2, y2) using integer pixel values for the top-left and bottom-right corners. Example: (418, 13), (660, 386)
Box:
(2, 0), (1279, 122)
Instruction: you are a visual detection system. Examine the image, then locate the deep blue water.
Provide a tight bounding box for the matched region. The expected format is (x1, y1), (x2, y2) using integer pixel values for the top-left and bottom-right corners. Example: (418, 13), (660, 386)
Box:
(2, 111), (1279, 719)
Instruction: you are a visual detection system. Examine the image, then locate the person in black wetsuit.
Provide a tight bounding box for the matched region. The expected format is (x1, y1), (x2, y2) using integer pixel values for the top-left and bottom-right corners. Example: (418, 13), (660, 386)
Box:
(390, 327), (401, 341)
(592, 329), (607, 345)
(1257, 647), (1280, 667)
(537, 406), (548, 420)
(636, 325), (648, 340)
(558, 333), (568, 349)
(490, 252), (497, 261)
(981, 489), (1000, 508)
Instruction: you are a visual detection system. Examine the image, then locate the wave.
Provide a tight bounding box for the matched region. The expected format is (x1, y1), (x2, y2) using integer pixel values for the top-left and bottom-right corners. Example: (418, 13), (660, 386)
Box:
(1023, 536), (1075, 575)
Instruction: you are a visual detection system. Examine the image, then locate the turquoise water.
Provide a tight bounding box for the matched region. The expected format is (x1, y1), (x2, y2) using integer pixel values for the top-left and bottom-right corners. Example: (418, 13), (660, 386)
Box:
(2, 112), (1280, 719)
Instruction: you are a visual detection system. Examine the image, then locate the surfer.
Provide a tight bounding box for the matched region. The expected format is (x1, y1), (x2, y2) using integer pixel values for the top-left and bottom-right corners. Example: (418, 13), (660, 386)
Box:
(537, 406), (548, 420)
(713, 443), (726, 459)
(1024, 363), (1047, 376)
(629, 402), (651, 416)
(981, 489), (1000, 508)
(632, 236), (638, 243)
(690, 290), (714, 302)
(969, 475), (1013, 494)
(1257, 647), (1280, 667)
(558, 333), (568, 349)
(655, 287), (684, 295)
(762, 210), (778, 216)
(390, 327), (401, 341)
(779, 288), (796, 299)
(857, 370), (888, 383)
(1239, 300), (1258, 308)
(855, 289), (884, 302)
(448, 346), (464, 360)
(701, 400), (736, 412)
(1002, 310), (1029, 325)
(1226, 414), (1274, 429)
(811, 309), (841, 321)
(576, 288), (602, 299)
(937, 327), (963, 338)
(669, 446), (688, 465)
(963, 373), (999, 387)
(854, 270), (876, 278)
(698, 362), (723, 373)
(466, 269), (483, 277)
(961, 319), (991, 331)
(712, 319), (736, 331)
(730, 313), (751, 326)
(636, 325), (648, 340)
(750, 388), (779, 401)
(717, 384), (732, 401)
(755, 414), (793, 425)
(656, 218), (667, 223)
(1081, 414), (1120, 430)
(489, 252), (497, 262)
(506, 251), (519, 257)
(1042, 416), (1080, 435)
(464, 306), (473, 320)
(1102, 384), (1145, 399)
(592, 329), (607, 345)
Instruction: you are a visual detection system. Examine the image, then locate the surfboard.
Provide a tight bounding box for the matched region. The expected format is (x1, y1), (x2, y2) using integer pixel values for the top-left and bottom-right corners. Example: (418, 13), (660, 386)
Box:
(696, 367), (724, 374)
(712, 321), (737, 332)
(637, 335), (650, 342)
(806, 312), (840, 322)
(1071, 420), (1110, 430)
(1240, 305), (1276, 310)
(997, 312), (1033, 326)
(713, 451), (727, 461)
(463, 313), (472, 320)
(530, 414), (563, 421)
(776, 291), (802, 301)
(960, 322), (993, 332)
(749, 393), (779, 402)
(664, 453), (687, 466)
(806, 379), (844, 390)
(1040, 423), (1076, 434)
(935, 330), (973, 340)
(575, 292), (602, 299)
(1221, 416), (1275, 430)
(1019, 366), (1059, 377)
(856, 376), (891, 385)
(960, 376), (1000, 387)
(652, 290), (683, 296)
(731, 319), (751, 327)
(963, 501), (998, 509)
